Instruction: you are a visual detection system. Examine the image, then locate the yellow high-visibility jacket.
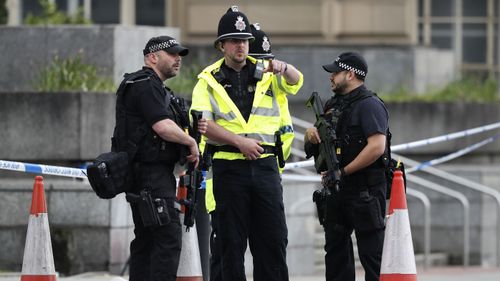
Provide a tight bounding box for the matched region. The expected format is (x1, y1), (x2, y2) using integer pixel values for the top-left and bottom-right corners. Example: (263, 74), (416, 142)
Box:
(190, 57), (303, 213)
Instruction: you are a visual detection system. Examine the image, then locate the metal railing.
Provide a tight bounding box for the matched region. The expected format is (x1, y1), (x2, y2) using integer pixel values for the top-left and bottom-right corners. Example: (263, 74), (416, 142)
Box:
(397, 154), (500, 266)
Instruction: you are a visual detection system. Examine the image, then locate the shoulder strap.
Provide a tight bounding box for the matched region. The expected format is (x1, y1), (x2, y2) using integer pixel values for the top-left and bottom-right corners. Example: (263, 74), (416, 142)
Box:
(344, 91), (374, 109)
(212, 68), (226, 85)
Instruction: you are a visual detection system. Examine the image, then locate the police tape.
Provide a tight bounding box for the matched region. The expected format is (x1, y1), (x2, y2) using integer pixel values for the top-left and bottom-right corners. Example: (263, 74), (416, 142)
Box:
(283, 135), (500, 182)
(2, 122), (500, 179)
(284, 121), (500, 172)
(405, 133), (500, 173)
(0, 160), (87, 179)
(391, 121), (500, 152)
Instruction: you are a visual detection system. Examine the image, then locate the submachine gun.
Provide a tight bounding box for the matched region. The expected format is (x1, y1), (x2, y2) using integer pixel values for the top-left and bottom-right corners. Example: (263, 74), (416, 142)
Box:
(305, 92), (342, 225)
(179, 110), (207, 230)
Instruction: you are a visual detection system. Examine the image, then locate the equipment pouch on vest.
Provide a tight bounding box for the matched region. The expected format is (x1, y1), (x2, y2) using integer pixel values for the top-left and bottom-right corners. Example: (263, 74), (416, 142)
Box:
(386, 159), (407, 199)
(87, 151), (133, 199)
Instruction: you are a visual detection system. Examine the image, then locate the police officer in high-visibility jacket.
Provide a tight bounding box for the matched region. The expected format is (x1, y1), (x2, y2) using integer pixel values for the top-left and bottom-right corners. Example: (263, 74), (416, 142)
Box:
(204, 21), (298, 281)
(191, 6), (303, 281)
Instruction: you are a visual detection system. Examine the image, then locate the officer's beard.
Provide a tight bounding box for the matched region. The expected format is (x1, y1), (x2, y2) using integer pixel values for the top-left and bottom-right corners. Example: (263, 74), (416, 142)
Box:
(332, 80), (348, 95)
(160, 64), (179, 80)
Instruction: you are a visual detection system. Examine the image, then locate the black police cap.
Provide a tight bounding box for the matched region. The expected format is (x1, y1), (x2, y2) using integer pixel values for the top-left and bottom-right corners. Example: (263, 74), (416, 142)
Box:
(322, 52), (368, 78)
(214, 6), (254, 48)
(143, 36), (189, 56)
(249, 23), (274, 59)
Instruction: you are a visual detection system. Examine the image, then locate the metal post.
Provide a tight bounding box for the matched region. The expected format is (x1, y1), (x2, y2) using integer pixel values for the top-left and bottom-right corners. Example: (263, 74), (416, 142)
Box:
(407, 188), (432, 269)
(407, 174), (470, 267)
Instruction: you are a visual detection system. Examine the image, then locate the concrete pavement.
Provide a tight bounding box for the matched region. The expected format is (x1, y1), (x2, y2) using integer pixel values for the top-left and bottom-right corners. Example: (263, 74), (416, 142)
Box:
(3, 267), (500, 281)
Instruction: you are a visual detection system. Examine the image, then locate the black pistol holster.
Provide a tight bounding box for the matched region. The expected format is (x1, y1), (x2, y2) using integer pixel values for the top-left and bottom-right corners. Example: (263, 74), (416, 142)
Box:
(126, 189), (171, 227)
(312, 186), (330, 226)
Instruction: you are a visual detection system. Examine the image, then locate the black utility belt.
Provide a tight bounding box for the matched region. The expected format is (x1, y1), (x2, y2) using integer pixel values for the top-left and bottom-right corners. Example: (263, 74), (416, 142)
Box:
(208, 144), (277, 155)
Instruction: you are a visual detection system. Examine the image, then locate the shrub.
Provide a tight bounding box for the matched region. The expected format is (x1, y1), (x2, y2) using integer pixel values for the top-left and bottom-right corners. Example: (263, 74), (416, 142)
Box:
(380, 77), (500, 103)
(24, 0), (90, 25)
(34, 53), (115, 93)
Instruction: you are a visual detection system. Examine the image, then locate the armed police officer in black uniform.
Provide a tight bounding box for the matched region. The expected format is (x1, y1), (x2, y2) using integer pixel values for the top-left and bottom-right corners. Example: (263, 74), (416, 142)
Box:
(305, 52), (389, 281)
(114, 36), (202, 281)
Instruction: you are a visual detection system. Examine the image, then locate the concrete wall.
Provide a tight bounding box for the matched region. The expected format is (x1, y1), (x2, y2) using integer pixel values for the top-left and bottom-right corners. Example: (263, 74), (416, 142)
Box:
(1, 92), (500, 275)
(0, 178), (132, 275)
(0, 26), (180, 93)
(0, 26), (453, 95)
(187, 44), (455, 95)
(2, 92), (499, 162)
(169, 0), (418, 46)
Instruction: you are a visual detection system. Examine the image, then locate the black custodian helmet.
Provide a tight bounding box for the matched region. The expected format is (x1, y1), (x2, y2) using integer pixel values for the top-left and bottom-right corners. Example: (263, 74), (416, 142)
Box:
(214, 6), (254, 48)
(249, 23), (274, 59)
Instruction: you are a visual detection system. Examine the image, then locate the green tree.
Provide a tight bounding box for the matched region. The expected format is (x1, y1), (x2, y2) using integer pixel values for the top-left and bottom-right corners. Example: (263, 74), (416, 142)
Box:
(24, 0), (90, 25)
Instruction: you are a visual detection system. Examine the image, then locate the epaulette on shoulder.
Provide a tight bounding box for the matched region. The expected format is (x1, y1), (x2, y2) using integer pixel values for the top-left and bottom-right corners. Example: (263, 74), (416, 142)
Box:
(125, 75), (151, 85)
(123, 69), (154, 84)
(211, 68), (226, 84)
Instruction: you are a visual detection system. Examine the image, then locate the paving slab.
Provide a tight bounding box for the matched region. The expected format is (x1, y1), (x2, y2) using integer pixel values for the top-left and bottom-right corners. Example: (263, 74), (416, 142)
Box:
(2, 267), (500, 281)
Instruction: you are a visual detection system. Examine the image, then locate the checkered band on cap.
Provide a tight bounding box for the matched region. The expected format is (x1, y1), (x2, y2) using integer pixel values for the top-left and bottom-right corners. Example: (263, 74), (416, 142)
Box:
(148, 39), (179, 54)
(335, 57), (366, 77)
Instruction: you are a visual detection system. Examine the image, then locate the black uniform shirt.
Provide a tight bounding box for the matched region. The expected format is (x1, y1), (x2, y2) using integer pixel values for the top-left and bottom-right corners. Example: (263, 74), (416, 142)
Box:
(220, 60), (257, 121)
(347, 85), (388, 138)
(123, 67), (176, 132)
(329, 85), (388, 140)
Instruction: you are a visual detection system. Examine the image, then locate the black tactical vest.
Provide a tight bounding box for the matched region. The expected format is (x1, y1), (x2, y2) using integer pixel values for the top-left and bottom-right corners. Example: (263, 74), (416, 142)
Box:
(112, 69), (188, 165)
(324, 90), (389, 170)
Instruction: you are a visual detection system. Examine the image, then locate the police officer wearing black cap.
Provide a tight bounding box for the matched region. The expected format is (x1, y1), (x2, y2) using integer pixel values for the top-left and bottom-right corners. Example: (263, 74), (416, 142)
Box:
(249, 23), (274, 59)
(205, 22), (300, 281)
(305, 52), (389, 281)
(191, 6), (303, 281)
(114, 36), (203, 281)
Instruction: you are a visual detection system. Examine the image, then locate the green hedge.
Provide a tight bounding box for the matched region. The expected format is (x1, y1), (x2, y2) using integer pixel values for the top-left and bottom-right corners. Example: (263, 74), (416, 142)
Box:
(380, 77), (500, 103)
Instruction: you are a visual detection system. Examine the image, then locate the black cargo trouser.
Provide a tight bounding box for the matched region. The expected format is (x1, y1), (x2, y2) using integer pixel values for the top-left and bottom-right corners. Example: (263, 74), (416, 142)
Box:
(324, 175), (386, 281)
(129, 163), (182, 281)
(209, 210), (222, 281)
(213, 157), (289, 281)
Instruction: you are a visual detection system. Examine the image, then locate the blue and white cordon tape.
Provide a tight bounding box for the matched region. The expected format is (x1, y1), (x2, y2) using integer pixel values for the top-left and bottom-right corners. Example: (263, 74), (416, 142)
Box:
(1, 122), (500, 180)
(0, 160), (87, 179)
(405, 133), (500, 173)
(391, 121), (500, 152)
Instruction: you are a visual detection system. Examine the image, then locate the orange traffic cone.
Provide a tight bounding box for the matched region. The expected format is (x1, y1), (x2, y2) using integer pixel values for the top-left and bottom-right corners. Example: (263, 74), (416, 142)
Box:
(176, 172), (203, 281)
(20, 176), (57, 281)
(380, 170), (417, 281)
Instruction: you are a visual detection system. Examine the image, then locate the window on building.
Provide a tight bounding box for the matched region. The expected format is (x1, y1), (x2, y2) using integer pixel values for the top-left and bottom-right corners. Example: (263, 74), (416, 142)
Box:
(91, 0), (119, 24)
(463, 23), (487, 63)
(136, 0), (165, 26)
(431, 0), (454, 17)
(431, 23), (453, 49)
(22, 0), (43, 19)
(463, 0), (487, 17)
